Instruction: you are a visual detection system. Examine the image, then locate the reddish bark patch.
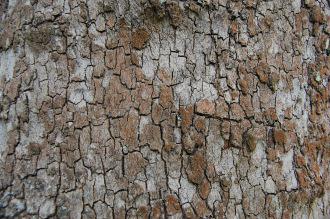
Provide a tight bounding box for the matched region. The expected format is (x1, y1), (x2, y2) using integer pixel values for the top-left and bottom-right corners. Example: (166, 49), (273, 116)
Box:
(131, 28), (150, 49)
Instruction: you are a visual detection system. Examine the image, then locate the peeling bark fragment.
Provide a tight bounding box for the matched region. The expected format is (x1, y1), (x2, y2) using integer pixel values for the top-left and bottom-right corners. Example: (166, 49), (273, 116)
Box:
(198, 178), (211, 200)
(311, 6), (324, 24)
(179, 105), (194, 131)
(273, 129), (287, 147)
(119, 109), (139, 151)
(166, 194), (181, 215)
(186, 150), (206, 184)
(245, 130), (257, 152)
(140, 117), (162, 152)
(195, 99), (215, 116)
(238, 79), (249, 95)
(159, 85), (173, 109)
(256, 62), (270, 84)
(166, 1), (183, 28)
(132, 28), (150, 49)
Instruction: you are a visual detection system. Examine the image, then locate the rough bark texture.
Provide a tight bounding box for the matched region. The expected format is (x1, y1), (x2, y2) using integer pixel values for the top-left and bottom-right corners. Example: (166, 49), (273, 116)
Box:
(0, 0), (330, 218)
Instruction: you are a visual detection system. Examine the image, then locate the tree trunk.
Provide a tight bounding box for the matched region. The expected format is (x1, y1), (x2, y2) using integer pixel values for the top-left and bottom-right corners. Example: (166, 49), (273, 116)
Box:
(0, 0), (329, 218)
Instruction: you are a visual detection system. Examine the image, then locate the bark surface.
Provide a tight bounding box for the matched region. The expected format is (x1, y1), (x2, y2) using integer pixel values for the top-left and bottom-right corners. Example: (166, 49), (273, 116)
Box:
(0, 0), (329, 218)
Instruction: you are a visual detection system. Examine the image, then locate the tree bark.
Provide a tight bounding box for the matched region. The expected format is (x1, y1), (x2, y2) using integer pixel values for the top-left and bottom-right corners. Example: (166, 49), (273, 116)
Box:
(0, 0), (329, 218)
